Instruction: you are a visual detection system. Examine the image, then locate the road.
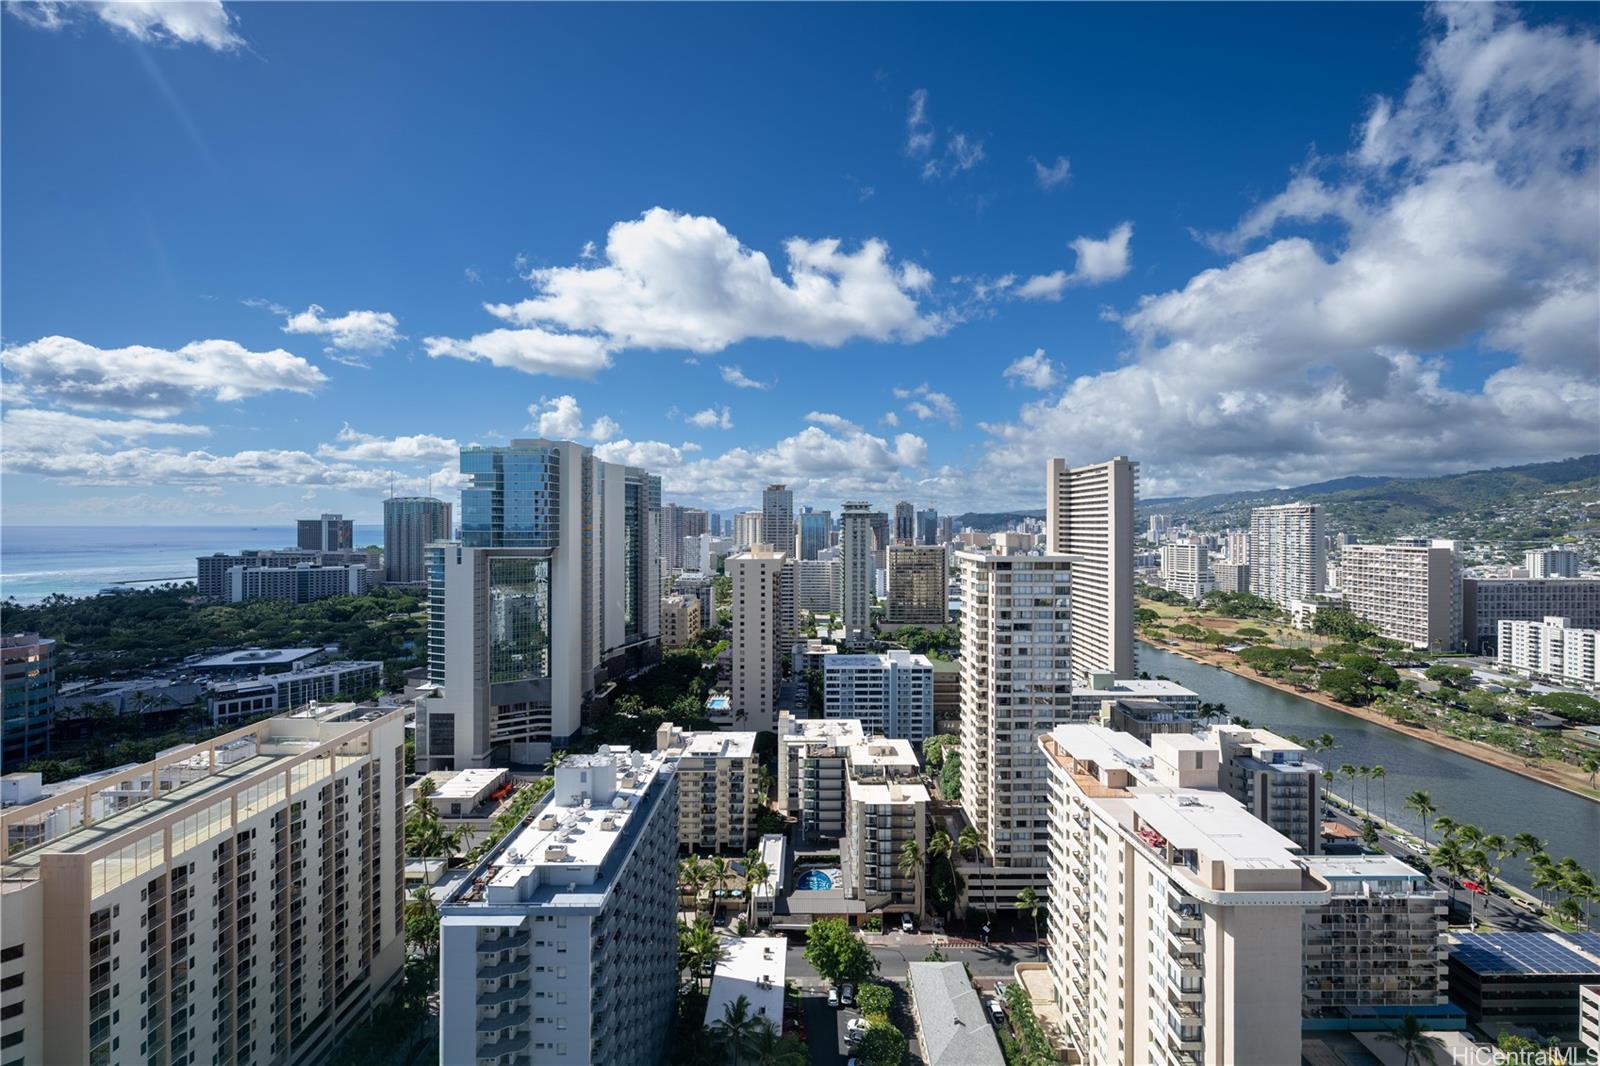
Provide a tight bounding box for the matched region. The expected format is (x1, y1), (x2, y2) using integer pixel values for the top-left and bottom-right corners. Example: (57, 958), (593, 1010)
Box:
(784, 934), (1044, 982)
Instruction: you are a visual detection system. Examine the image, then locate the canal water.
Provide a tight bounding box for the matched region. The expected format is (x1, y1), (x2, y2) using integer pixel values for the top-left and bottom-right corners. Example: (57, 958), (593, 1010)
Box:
(1138, 644), (1600, 887)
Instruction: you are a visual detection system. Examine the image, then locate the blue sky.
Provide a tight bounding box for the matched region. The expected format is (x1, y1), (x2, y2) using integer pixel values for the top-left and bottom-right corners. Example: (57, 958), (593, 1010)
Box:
(3, 1), (1596, 524)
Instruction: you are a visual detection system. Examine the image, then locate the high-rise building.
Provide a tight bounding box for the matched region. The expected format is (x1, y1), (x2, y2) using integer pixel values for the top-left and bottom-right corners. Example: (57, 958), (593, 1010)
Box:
(916, 508), (938, 546)
(197, 549), (320, 600)
(0, 703), (406, 1066)
(296, 512), (354, 552)
(761, 485), (794, 556)
(795, 558), (843, 613)
(1150, 725), (1325, 855)
(1046, 457), (1137, 681)
(841, 502), (876, 644)
(823, 650), (934, 742)
(729, 545), (793, 731)
(1147, 514), (1169, 542)
(1214, 561), (1250, 594)
(867, 511), (890, 552)
(1339, 540), (1461, 650)
(937, 515), (955, 544)
(1526, 548), (1581, 579)
(438, 748), (679, 1066)
(1498, 616), (1600, 685)
(1249, 502), (1327, 608)
(1, 633), (55, 769)
(417, 439), (661, 769)
(226, 561), (369, 604)
(660, 504), (709, 570)
(709, 512), (723, 537)
(841, 737), (928, 916)
(955, 550), (1075, 908)
(1462, 578), (1600, 653)
(382, 496), (452, 584)
(656, 723), (759, 852)
(734, 511), (763, 550)
(1159, 542), (1214, 603)
(893, 501), (915, 544)
(795, 509), (832, 561)
(659, 594), (702, 649)
(775, 712), (865, 841)
(884, 544), (949, 625)
(1039, 723), (1332, 1066)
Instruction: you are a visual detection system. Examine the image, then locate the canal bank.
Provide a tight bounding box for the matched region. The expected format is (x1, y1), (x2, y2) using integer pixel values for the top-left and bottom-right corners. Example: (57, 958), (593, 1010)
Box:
(1138, 643), (1600, 889)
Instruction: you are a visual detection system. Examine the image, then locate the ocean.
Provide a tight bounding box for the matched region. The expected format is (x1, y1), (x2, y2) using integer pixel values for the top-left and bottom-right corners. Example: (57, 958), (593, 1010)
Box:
(0, 525), (385, 605)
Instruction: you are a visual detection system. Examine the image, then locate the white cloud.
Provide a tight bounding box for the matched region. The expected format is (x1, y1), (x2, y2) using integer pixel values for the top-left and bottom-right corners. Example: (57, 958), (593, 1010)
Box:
(485, 208), (943, 354)
(525, 395), (622, 442)
(893, 383), (960, 428)
(1015, 222), (1135, 300)
(0, 335), (327, 416)
(688, 406), (734, 430)
(280, 304), (402, 352)
(8, 0), (244, 50)
(2, 408), (211, 451)
(593, 439), (691, 470)
(906, 88), (935, 156)
(1031, 155), (1071, 189)
(1002, 348), (1057, 390)
(422, 327), (613, 378)
(721, 365), (772, 391)
(315, 425), (459, 463)
(880, 411), (900, 427)
(904, 89), (985, 181)
(975, 5), (1600, 499)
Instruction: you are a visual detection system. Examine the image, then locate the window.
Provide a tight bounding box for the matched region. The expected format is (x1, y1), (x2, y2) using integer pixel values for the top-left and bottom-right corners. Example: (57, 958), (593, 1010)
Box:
(0, 945), (22, 963)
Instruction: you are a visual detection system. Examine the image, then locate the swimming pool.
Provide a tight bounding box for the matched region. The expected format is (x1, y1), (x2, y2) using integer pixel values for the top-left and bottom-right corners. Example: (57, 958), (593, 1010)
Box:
(795, 869), (836, 891)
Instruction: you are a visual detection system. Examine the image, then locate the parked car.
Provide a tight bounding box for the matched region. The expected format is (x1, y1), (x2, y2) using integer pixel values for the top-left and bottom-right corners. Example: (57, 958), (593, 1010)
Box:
(846, 1018), (870, 1045)
(987, 997), (1007, 1026)
(827, 986), (840, 1008)
(841, 983), (856, 1006)
(900, 914), (915, 933)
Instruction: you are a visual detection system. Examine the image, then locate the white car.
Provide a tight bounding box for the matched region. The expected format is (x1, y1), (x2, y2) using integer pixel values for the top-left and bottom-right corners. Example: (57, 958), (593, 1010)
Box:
(827, 986), (840, 1008)
(900, 914), (914, 933)
(987, 997), (1007, 1025)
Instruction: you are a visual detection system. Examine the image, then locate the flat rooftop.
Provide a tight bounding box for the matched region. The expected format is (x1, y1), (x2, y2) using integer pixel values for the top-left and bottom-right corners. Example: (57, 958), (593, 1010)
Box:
(677, 731), (757, 759)
(1074, 678), (1199, 699)
(192, 647), (324, 669)
(1303, 855), (1428, 882)
(780, 717), (866, 744)
(432, 768), (507, 801)
(1450, 933), (1600, 976)
(848, 738), (919, 771)
(704, 935), (787, 1031)
(1130, 791), (1303, 870)
(826, 651), (931, 670)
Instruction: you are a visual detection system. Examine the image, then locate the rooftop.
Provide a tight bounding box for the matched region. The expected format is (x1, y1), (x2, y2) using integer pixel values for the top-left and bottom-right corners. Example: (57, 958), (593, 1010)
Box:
(779, 716), (866, 745)
(1302, 855), (1430, 883)
(703, 935), (787, 1031)
(1450, 933), (1600, 976)
(1073, 677), (1199, 700)
(907, 961), (1006, 1066)
(670, 729), (757, 760)
(192, 647), (324, 669)
(826, 651), (932, 670)
(431, 767), (508, 801)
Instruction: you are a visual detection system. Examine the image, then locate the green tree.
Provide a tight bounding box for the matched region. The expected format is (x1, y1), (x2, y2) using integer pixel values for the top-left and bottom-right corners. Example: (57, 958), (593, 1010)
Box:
(958, 826), (987, 921)
(710, 993), (760, 1066)
(745, 1019), (806, 1066)
(856, 982), (893, 1018)
(403, 884), (439, 958)
(680, 917), (727, 992)
(897, 839), (924, 911)
(743, 850), (770, 927)
(1319, 668), (1368, 705)
(1404, 790), (1435, 849)
(1424, 663), (1474, 689)
(1015, 886), (1042, 943)
(857, 1023), (908, 1066)
(803, 918), (878, 985)
(938, 751), (962, 801)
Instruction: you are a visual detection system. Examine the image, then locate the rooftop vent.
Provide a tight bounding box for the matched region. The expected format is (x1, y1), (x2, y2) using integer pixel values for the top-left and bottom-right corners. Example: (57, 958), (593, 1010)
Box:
(543, 844), (569, 862)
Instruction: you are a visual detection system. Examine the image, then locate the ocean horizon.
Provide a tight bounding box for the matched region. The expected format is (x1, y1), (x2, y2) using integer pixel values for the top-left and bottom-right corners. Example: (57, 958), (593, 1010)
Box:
(0, 524), (385, 605)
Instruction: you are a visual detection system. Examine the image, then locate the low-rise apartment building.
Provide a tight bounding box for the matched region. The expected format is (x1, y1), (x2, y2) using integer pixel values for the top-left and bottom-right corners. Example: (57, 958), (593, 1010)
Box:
(840, 738), (927, 916)
(823, 650), (934, 742)
(655, 723), (758, 852)
(438, 748), (679, 1066)
(1497, 616), (1600, 686)
(0, 704), (406, 1066)
(206, 660), (383, 724)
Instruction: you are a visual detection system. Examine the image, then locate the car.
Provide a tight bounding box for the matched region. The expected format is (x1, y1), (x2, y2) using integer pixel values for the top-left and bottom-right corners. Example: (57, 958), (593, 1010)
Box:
(846, 1018), (870, 1045)
(827, 986), (840, 1008)
(712, 912), (728, 927)
(987, 997), (1007, 1025)
(841, 983), (856, 1006)
(900, 914), (915, 933)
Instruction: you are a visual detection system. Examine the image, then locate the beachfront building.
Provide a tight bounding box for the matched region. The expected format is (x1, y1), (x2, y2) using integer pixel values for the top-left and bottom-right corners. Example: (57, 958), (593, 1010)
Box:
(1249, 502), (1326, 608)
(885, 544), (948, 625)
(297, 513), (354, 552)
(1045, 456), (1137, 680)
(1497, 616), (1600, 686)
(655, 723), (758, 853)
(1151, 725), (1325, 855)
(0, 704), (406, 1066)
(2, 634), (55, 770)
(775, 712), (865, 841)
(1039, 723), (1332, 1066)
(1338, 540), (1462, 651)
(226, 561), (369, 604)
(197, 549), (320, 600)
(840, 737), (928, 916)
(438, 748), (680, 1066)
(822, 650), (934, 743)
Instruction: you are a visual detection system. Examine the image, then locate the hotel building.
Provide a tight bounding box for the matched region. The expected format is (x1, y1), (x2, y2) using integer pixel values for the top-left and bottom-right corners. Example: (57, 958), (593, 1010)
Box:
(1463, 578), (1600, 653)
(840, 738), (927, 917)
(884, 545), (949, 625)
(658, 594), (702, 651)
(382, 496), (452, 584)
(822, 650), (934, 743)
(1159, 543), (1213, 603)
(775, 713), (864, 842)
(1497, 616), (1600, 686)
(728, 545), (795, 732)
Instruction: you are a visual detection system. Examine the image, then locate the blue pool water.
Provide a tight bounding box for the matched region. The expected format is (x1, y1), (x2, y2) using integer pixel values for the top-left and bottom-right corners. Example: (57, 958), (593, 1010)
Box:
(796, 870), (834, 890)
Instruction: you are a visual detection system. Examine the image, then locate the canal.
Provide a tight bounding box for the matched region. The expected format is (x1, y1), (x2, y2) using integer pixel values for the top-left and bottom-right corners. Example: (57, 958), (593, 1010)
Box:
(1138, 643), (1600, 887)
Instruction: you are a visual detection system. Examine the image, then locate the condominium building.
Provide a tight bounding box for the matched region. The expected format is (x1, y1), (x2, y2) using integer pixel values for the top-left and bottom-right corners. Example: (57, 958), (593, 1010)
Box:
(1498, 616), (1600, 685)
(841, 502), (876, 644)
(1462, 578), (1600, 653)
(893, 501), (915, 543)
(761, 484), (794, 556)
(1039, 724), (1331, 1066)
(729, 545), (794, 731)
(197, 550), (321, 600)
(1526, 547), (1581, 579)
(1046, 456), (1137, 680)
(206, 660), (383, 724)
(1338, 540), (1461, 651)
(1301, 856), (1449, 1024)
(672, 572), (715, 626)
(822, 650), (934, 742)
(840, 738), (927, 916)
(417, 439), (661, 770)
(795, 510), (832, 561)
(1152, 725), (1325, 855)
(885, 544), (949, 625)
(297, 512), (354, 552)
(1213, 561), (1249, 594)
(382, 496), (452, 584)
(1148, 514), (1169, 542)
(916, 508), (939, 546)
(733, 511), (762, 550)
(226, 562), (368, 604)
(655, 723), (757, 852)
(438, 748), (679, 1066)
(955, 551), (1075, 907)
(795, 558), (843, 613)
(930, 658), (960, 735)
(792, 639), (839, 678)
(660, 504), (708, 571)
(1, 634), (55, 771)
(775, 713), (864, 841)
(0, 704), (406, 1066)
(1160, 543), (1214, 603)
(659, 594), (702, 650)
(1249, 503), (1326, 608)
(1067, 674), (1200, 720)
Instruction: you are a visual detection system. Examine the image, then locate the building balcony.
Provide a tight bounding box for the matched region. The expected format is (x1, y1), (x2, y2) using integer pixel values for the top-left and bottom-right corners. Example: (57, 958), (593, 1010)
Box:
(477, 1032), (531, 1060)
(476, 956), (528, 981)
(477, 1007), (531, 1033)
(479, 930), (529, 954)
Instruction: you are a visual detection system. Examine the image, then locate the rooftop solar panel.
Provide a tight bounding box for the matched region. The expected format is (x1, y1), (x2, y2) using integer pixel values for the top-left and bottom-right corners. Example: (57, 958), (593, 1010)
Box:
(1450, 933), (1600, 976)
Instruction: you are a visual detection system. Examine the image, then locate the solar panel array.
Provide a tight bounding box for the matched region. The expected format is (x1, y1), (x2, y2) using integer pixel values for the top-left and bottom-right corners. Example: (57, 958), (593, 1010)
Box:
(1450, 932), (1600, 976)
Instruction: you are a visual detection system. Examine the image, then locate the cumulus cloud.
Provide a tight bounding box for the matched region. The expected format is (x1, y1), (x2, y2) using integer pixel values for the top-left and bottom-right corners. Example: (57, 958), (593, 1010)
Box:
(315, 425), (460, 463)
(893, 383), (960, 428)
(482, 208), (942, 358)
(2, 408), (211, 451)
(688, 406), (734, 430)
(8, 0), (244, 50)
(1002, 348), (1057, 390)
(721, 365), (772, 391)
(1015, 222), (1134, 299)
(280, 304), (403, 353)
(594, 439), (692, 470)
(422, 327), (613, 378)
(525, 395), (622, 442)
(0, 335), (328, 416)
(976, 4), (1600, 499)
(1031, 155), (1071, 189)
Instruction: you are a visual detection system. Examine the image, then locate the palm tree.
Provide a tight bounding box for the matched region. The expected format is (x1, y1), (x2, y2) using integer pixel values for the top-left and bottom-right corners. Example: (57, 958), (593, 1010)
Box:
(958, 825), (986, 921)
(1510, 832), (1544, 862)
(680, 857), (706, 916)
(1432, 816), (1458, 843)
(681, 917), (726, 992)
(404, 884), (440, 957)
(1462, 849), (1490, 924)
(1583, 752), (1600, 788)
(1015, 886), (1041, 944)
(1431, 840), (1468, 921)
(744, 854), (770, 928)
(1337, 764), (1357, 806)
(1455, 824), (1484, 853)
(927, 828), (955, 920)
(746, 1018), (806, 1066)
(897, 839), (924, 915)
(1404, 791), (1435, 849)
(710, 993), (760, 1066)
(1560, 864), (1597, 929)
(1380, 1014), (1440, 1066)
(1530, 856), (1563, 911)
(1369, 765), (1387, 824)
(708, 856), (732, 918)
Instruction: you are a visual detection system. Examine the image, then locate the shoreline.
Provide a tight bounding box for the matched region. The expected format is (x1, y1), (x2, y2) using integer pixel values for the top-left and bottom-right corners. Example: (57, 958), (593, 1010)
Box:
(1143, 638), (1600, 803)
